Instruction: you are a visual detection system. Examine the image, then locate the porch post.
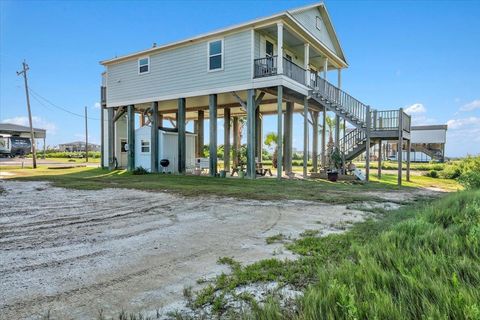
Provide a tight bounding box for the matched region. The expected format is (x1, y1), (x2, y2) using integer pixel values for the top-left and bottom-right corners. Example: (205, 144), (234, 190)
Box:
(232, 116), (239, 168)
(107, 107), (115, 170)
(304, 43), (310, 85)
(303, 96), (309, 178)
(323, 58), (328, 79)
(277, 23), (284, 75)
(397, 108), (404, 186)
(151, 101), (159, 173)
(247, 89), (256, 179)
(177, 98), (186, 174)
(209, 94), (218, 176)
(127, 104), (135, 172)
(224, 107), (231, 171)
(285, 101), (293, 174)
(197, 110), (204, 157)
(365, 105), (371, 181)
(276, 86), (283, 179)
(406, 139), (411, 182)
(312, 110), (319, 172)
(100, 106), (104, 168)
(321, 108), (326, 168)
(377, 140), (382, 179)
(255, 108), (263, 162)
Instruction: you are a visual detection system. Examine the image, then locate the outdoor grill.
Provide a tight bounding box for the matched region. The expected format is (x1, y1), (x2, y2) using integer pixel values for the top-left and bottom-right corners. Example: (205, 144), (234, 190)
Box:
(160, 159), (170, 173)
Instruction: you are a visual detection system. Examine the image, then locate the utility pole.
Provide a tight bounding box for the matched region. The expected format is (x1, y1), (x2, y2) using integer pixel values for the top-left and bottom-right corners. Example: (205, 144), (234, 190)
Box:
(17, 61), (37, 169)
(85, 106), (89, 163)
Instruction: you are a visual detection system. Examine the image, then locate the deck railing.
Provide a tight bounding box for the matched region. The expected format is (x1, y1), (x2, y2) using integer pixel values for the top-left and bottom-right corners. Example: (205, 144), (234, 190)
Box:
(315, 76), (368, 124)
(253, 56), (306, 85)
(254, 56), (277, 78)
(373, 110), (399, 130)
(402, 111), (411, 132)
(283, 58), (306, 85)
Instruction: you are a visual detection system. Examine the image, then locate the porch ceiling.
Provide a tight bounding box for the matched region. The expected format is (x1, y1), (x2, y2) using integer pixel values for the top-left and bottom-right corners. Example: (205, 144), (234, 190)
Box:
(134, 89), (311, 121)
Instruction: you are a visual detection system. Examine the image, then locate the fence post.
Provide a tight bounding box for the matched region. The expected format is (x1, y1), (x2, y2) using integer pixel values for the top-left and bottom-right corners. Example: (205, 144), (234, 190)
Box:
(365, 105), (371, 181)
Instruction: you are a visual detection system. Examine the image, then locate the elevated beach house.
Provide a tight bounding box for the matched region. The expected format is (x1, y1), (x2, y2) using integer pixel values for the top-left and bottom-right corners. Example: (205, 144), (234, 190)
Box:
(100, 2), (412, 185)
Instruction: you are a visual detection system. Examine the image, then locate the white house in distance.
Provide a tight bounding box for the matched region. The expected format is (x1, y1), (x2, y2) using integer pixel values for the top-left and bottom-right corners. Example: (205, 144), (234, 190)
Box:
(99, 2), (412, 184)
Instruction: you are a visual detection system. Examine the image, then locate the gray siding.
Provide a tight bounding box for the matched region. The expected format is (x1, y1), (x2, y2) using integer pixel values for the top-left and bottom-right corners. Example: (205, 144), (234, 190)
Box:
(107, 30), (252, 105)
(254, 31), (260, 59)
(291, 8), (337, 54)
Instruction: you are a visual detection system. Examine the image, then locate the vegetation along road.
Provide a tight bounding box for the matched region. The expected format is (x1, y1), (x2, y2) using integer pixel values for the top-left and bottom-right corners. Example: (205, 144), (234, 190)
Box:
(0, 156), (478, 319)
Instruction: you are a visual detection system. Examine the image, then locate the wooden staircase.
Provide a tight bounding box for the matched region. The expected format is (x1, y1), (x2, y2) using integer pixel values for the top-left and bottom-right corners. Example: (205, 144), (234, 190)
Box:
(310, 76), (411, 162)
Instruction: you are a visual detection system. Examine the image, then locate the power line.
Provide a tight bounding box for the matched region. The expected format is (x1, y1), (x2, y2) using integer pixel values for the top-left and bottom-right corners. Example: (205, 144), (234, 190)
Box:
(28, 87), (102, 121)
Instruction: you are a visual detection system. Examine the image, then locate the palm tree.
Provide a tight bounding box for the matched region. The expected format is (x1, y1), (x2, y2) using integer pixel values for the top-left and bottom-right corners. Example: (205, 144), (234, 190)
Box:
(264, 132), (279, 168)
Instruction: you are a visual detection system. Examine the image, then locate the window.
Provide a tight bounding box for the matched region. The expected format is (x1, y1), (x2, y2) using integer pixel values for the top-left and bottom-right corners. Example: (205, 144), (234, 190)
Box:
(266, 40), (274, 57)
(208, 39), (223, 71)
(138, 57), (150, 74)
(141, 140), (150, 153)
(316, 16), (322, 31)
(120, 139), (127, 153)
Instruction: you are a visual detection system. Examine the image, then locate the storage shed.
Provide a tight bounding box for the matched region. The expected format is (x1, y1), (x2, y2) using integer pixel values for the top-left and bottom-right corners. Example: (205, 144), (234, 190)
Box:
(135, 126), (196, 173)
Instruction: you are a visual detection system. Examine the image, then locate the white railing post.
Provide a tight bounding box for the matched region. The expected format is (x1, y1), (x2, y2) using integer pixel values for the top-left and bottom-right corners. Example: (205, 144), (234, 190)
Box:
(304, 43), (310, 86)
(277, 23), (284, 75)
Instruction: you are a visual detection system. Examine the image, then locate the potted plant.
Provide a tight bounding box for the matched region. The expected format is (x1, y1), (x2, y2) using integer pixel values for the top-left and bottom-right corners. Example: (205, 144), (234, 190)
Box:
(327, 147), (342, 182)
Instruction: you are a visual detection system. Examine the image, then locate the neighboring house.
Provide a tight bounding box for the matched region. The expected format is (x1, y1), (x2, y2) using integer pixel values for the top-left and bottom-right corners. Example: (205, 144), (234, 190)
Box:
(58, 141), (101, 152)
(99, 2), (412, 184)
(387, 125), (447, 162)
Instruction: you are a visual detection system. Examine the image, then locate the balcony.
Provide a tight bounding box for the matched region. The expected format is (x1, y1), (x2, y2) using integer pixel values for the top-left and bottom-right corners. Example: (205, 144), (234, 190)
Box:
(253, 56), (306, 86)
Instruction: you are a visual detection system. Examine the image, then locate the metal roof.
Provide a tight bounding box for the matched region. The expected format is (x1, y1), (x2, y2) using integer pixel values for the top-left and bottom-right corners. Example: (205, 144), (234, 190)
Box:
(0, 123), (47, 139)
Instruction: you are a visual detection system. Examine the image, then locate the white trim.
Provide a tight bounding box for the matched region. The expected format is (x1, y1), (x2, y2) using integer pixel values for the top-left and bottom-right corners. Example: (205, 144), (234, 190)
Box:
(207, 38), (224, 72)
(138, 56), (150, 75)
(250, 29), (255, 79)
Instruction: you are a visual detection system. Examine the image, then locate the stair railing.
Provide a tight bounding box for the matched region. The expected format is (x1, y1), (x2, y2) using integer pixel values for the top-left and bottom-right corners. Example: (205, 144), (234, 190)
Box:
(314, 76), (369, 125)
(339, 128), (366, 155)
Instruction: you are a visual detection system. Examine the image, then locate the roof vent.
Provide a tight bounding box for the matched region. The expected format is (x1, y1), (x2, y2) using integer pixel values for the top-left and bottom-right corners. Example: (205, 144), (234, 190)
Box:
(152, 42), (157, 48)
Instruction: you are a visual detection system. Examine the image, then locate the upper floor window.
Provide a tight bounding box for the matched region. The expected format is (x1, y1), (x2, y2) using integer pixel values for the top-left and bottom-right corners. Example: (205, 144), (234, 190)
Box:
(208, 39), (223, 71)
(138, 57), (150, 74)
(316, 16), (322, 31)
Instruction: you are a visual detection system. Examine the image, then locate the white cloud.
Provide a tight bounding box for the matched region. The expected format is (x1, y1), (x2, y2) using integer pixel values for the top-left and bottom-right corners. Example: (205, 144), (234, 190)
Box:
(447, 116), (480, 130)
(460, 99), (480, 112)
(1, 116), (57, 134)
(94, 102), (101, 109)
(403, 103), (435, 126)
(404, 103), (426, 114)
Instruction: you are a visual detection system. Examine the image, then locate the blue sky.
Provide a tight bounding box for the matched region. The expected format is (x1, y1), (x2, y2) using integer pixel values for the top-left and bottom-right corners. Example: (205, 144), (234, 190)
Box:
(1, 0), (479, 157)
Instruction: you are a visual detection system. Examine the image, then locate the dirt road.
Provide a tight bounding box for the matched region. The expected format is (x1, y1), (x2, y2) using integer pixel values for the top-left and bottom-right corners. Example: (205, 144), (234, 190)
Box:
(0, 180), (409, 319)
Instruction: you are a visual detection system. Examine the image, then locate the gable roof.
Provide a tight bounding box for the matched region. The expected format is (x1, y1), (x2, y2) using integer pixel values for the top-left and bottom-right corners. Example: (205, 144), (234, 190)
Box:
(100, 2), (347, 68)
(288, 3), (347, 64)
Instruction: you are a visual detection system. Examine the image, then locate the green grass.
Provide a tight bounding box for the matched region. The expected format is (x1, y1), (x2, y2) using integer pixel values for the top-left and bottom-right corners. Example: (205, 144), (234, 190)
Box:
(1, 166), (427, 204)
(192, 190), (480, 319)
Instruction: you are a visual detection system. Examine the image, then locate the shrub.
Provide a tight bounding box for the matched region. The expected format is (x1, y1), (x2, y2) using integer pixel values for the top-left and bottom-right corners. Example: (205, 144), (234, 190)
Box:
(458, 171), (480, 190)
(440, 164), (462, 179)
(424, 170), (438, 178)
(132, 166), (149, 175)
